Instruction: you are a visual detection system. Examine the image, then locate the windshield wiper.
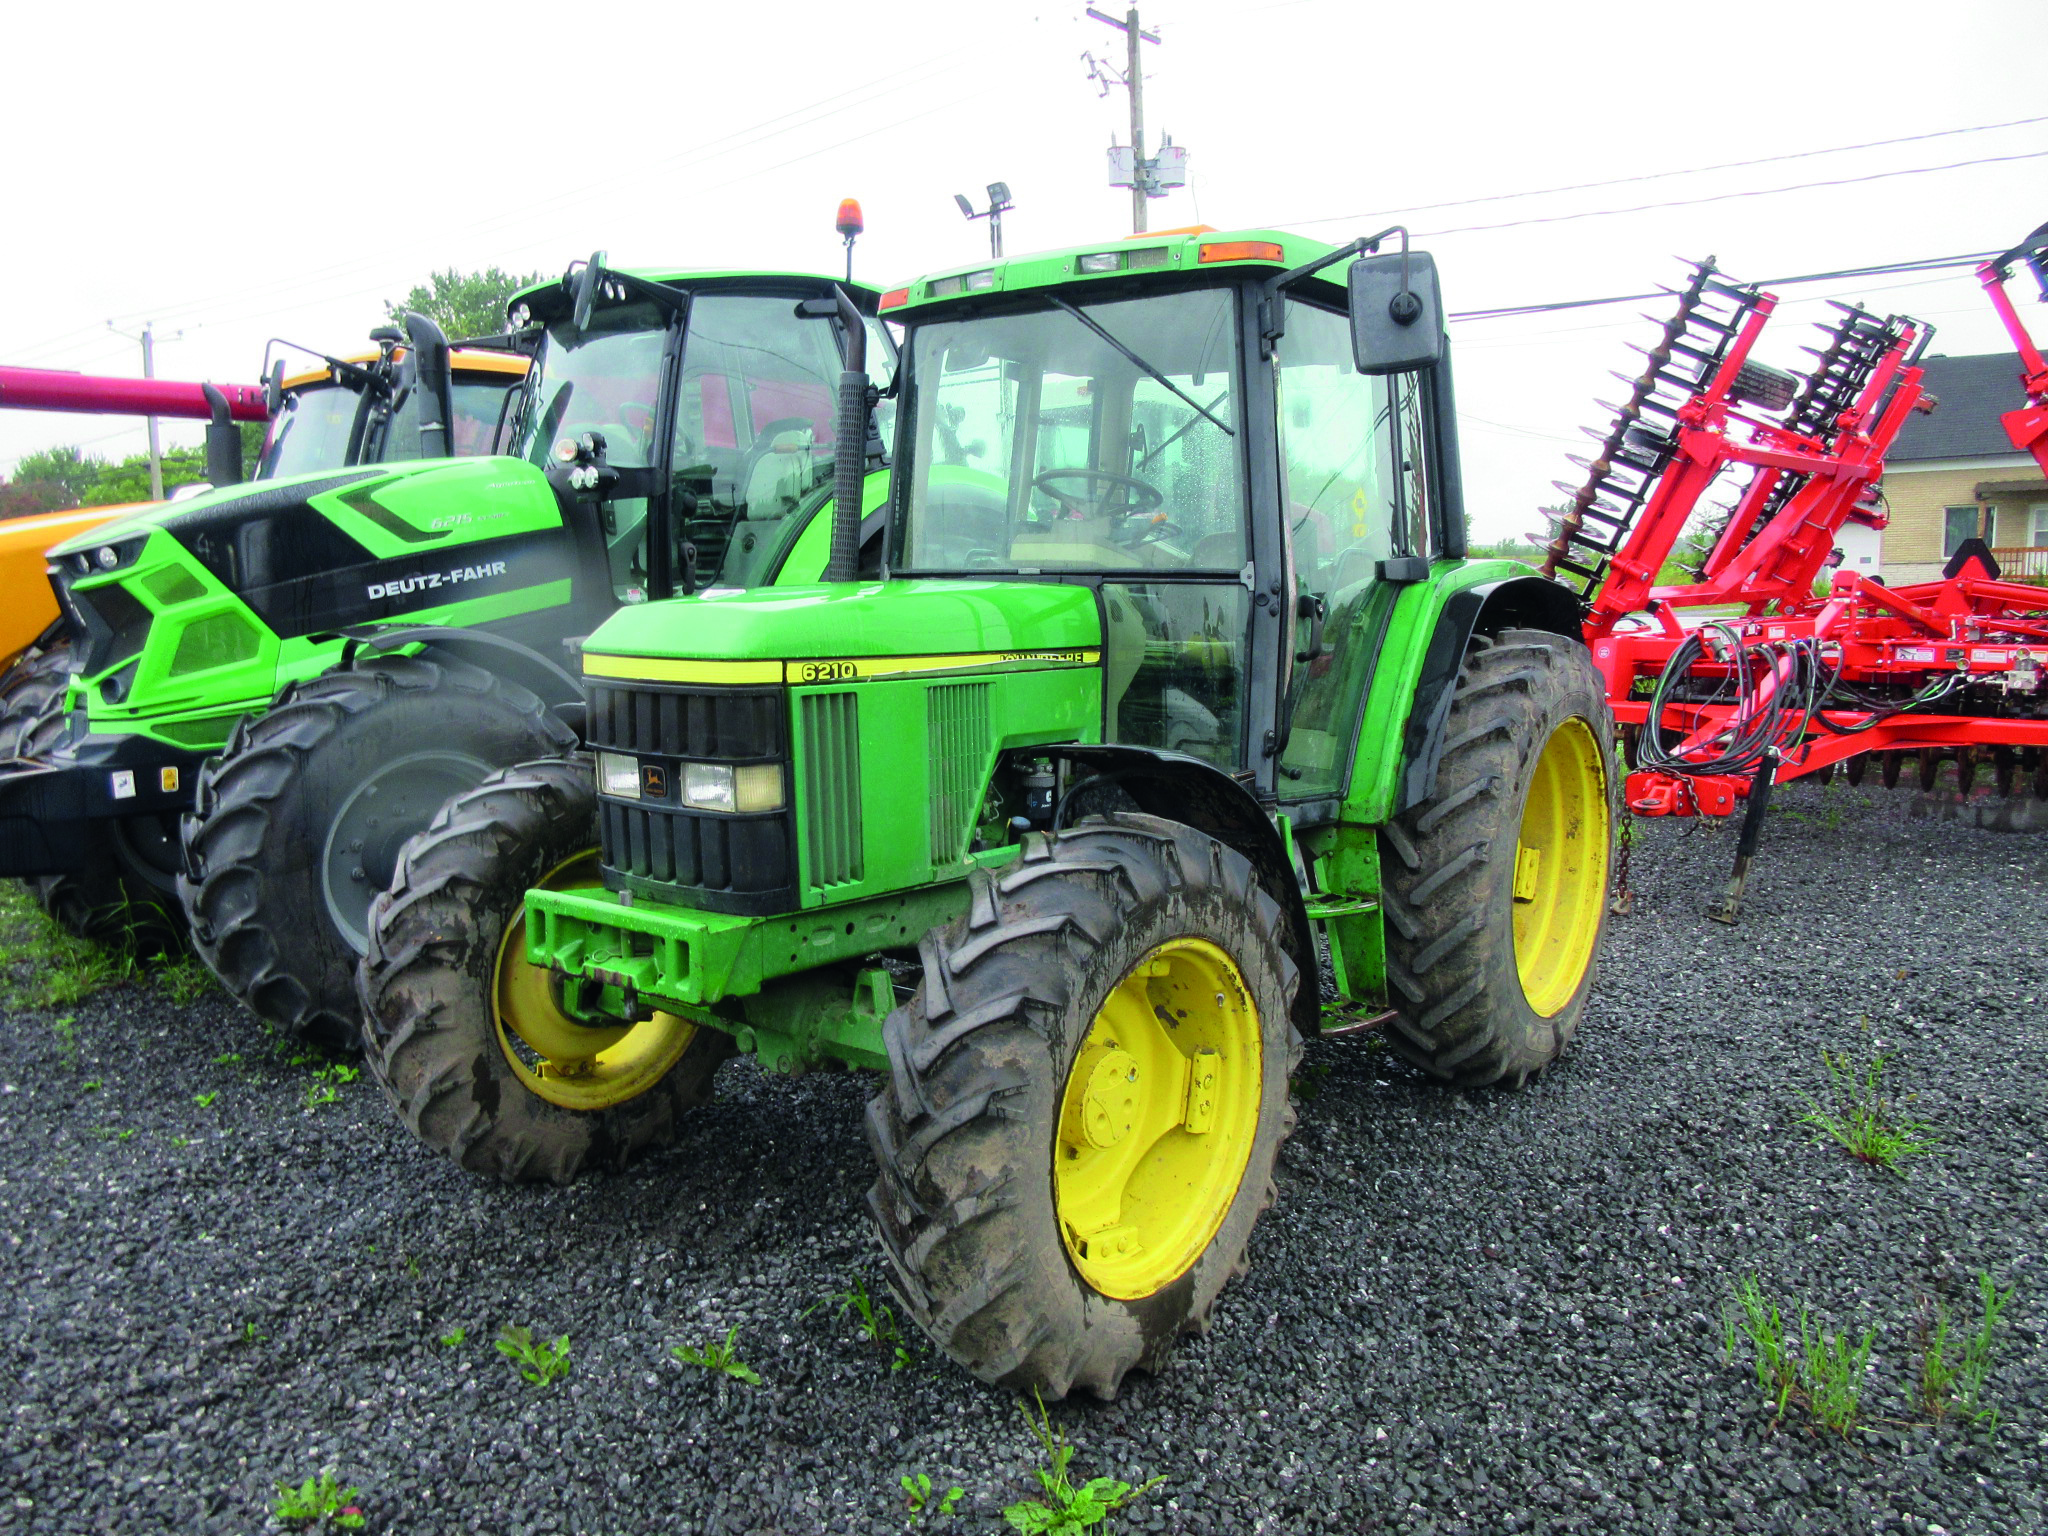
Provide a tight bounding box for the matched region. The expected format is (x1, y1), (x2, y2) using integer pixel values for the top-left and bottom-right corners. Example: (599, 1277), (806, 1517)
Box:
(1048, 297), (1234, 438)
(1139, 388), (1231, 467)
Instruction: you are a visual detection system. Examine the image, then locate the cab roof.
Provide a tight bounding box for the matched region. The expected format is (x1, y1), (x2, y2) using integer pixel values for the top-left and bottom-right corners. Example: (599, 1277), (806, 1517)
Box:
(883, 226), (1347, 318)
(508, 267), (884, 322)
(280, 347), (529, 393)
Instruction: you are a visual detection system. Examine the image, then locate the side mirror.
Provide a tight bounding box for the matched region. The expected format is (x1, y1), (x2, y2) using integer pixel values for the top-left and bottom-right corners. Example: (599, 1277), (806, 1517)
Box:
(571, 250), (608, 332)
(263, 358), (285, 417)
(1349, 251), (1445, 375)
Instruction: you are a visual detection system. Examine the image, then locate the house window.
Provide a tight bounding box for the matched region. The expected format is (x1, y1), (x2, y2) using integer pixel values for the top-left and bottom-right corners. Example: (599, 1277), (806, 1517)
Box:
(2032, 503), (2048, 547)
(1942, 506), (1980, 557)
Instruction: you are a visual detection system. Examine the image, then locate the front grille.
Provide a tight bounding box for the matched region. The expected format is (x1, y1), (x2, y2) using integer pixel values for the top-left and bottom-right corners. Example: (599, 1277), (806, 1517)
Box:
(801, 691), (862, 891)
(926, 681), (989, 865)
(590, 680), (796, 915)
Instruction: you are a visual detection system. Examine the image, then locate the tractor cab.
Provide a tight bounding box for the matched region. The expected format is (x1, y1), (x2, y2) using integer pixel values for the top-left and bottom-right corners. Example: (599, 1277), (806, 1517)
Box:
(884, 230), (1459, 803)
(258, 343), (533, 480)
(507, 261), (894, 605)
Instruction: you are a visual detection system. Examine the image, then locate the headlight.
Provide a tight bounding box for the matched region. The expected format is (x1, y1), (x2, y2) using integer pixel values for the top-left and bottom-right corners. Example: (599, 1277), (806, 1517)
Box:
(682, 761), (784, 814)
(598, 751), (641, 799)
(73, 535), (147, 577)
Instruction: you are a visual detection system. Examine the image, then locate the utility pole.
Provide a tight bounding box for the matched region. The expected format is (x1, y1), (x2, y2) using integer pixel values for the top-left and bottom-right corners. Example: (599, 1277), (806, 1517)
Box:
(1085, 8), (1182, 235)
(108, 320), (182, 500)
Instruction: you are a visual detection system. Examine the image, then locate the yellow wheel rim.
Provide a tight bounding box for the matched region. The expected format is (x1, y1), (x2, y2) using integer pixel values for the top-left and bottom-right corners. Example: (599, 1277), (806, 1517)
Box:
(492, 852), (697, 1111)
(1511, 716), (1611, 1017)
(1053, 937), (1262, 1300)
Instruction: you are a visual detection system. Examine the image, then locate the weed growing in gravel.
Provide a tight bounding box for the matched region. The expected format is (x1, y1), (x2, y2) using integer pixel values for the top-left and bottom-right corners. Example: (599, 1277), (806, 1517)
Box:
(211, 1051), (243, 1066)
(1723, 1277), (1798, 1418)
(1797, 1310), (1876, 1435)
(1003, 1391), (1162, 1533)
(1919, 1273), (2016, 1430)
(82, 1078), (101, 1092)
(494, 1325), (571, 1386)
(155, 954), (216, 1005)
(810, 1278), (913, 1371)
(194, 1091), (218, 1108)
(1291, 1063), (1332, 1100)
(170, 1135), (191, 1148)
(439, 1327), (466, 1348)
(671, 1325), (762, 1386)
(271, 1471), (364, 1529)
(1723, 1277), (1875, 1435)
(901, 1472), (965, 1526)
(242, 1322), (265, 1343)
(1796, 1045), (1938, 1176)
(50, 1014), (78, 1062)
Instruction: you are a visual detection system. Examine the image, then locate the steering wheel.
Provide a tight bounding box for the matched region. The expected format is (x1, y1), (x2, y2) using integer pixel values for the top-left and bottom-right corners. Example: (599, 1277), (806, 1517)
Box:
(1030, 467), (1164, 519)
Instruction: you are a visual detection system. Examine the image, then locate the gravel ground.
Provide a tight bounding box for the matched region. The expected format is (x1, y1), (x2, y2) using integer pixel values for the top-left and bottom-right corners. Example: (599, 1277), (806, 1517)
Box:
(2, 781), (2043, 1536)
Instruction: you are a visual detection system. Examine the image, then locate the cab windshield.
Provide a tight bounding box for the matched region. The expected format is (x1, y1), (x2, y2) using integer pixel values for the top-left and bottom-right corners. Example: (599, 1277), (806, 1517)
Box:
(898, 287), (1244, 574)
(516, 302), (669, 470)
(258, 381), (360, 479)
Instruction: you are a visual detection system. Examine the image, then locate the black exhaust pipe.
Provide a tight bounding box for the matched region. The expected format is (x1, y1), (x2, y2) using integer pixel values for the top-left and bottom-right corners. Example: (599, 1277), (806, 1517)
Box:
(402, 312), (454, 459)
(201, 383), (243, 487)
(827, 287), (869, 584)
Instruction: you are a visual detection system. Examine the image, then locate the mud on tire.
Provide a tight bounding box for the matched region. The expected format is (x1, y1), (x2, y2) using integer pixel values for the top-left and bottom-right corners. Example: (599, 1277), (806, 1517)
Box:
(357, 755), (731, 1183)
(181, 654), (573, 1049)
(1379, 627), (1618, 1087)
(866, 812), (1301, 1401)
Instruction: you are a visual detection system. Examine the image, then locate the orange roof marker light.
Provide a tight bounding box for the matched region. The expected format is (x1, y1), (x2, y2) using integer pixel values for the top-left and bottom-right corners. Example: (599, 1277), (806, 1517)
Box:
(880, 287), (911, 311)
(1198, 240), (1286, 264)
(837, 198), (866, 281)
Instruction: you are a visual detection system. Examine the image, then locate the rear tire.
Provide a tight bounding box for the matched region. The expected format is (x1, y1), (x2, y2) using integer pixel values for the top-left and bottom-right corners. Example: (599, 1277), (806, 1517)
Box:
(358, 756), (731, 1182)
(1379, 627), (1617, 1087)
(866, 813), (1300, 1400)
(180, 655), (573, 1048)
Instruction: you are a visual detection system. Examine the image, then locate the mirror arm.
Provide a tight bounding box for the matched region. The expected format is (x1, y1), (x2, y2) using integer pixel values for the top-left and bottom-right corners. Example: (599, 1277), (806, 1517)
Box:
(1259, 225), (1410, 351)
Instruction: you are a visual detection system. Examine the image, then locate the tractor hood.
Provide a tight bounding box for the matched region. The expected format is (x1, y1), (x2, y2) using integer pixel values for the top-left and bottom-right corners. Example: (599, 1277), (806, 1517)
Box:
(579, 580), (1103, 680)
(49, 454), (576, 734)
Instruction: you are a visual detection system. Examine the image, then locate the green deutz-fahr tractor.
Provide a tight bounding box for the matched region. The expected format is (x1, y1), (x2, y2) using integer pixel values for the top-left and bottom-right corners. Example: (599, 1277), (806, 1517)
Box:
(359, 227), (1617, 1397)
(0, 266), (890, 1046)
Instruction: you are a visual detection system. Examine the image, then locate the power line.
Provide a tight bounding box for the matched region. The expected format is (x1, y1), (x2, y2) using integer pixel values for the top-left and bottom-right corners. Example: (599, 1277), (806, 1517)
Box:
(1409, 149), (2047, 240)
(1279, 114), (2048, 230)
(1448, 251), (2001, 322)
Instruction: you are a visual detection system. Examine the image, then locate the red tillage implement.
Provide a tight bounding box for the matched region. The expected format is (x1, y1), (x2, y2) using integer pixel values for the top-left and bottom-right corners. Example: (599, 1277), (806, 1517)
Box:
(1544, 222), (2048, 920)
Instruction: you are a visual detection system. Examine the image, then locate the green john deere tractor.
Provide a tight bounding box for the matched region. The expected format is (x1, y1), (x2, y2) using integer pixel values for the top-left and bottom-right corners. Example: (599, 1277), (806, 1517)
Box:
(0, 265), (891, 1044)
(358, 227), (1617, 1397)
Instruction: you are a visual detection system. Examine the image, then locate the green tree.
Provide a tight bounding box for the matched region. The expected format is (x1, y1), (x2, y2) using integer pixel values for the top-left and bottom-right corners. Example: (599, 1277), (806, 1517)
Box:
(0, 479), (79, 518)
(12, 445), (103, 507)
(385, 267), (542, 341)
(81, 446), (211, 506)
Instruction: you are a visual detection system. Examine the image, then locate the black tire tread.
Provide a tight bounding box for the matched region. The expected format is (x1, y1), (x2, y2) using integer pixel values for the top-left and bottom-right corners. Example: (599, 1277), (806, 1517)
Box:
(1378, 627), (1617, 1088)
(866, 813), (1302, 1401)
(180, 654), (571, 1049)
(357, 754), (728, 1183)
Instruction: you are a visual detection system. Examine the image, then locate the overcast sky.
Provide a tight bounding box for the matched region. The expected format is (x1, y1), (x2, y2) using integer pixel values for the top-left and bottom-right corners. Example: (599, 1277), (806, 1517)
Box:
(4, 0), (2042, 539)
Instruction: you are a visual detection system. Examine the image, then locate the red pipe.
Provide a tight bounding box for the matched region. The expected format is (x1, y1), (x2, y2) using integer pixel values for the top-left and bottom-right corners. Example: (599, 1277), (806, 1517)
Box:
(0, 366), (269, 422)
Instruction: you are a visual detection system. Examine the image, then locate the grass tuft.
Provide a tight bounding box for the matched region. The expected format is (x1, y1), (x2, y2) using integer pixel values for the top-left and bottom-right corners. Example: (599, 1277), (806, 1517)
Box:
(1722, 1276), (1874, 1435)
(1796, 1045), (1938, 1176)
(809, 1277), (913, 1371)
(271, 1470), (364, 1529)
(1919, 1273), (2016, 1431)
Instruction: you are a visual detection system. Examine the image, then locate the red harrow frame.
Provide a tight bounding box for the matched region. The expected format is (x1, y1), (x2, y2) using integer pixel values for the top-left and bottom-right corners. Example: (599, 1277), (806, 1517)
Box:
(1544, 222), (2048, 919)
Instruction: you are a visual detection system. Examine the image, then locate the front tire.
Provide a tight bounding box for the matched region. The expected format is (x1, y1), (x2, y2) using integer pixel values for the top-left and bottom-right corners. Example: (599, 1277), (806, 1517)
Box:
(0, 644), (72, 759)
(357, 756), (731, 1183)
(180, 655), (573, 1048)
(866, 813), (1300, 1401)
(1379, 627), (1617, 1086)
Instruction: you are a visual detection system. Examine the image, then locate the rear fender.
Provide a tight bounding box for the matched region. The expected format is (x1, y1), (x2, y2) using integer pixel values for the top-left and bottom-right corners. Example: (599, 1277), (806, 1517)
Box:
(337, 624), (585, 730)
(1045, 743), (1317, 1039)
(1397, 576), (1584, 813)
